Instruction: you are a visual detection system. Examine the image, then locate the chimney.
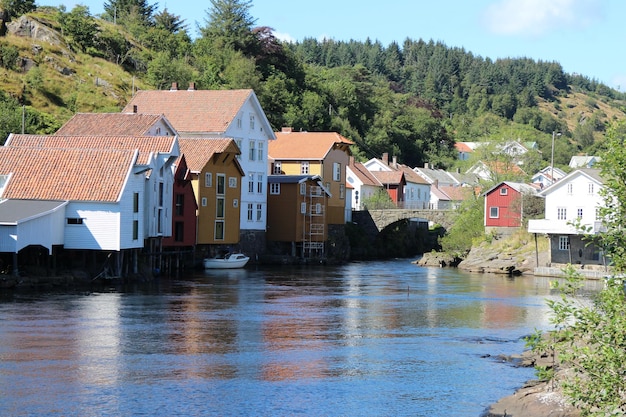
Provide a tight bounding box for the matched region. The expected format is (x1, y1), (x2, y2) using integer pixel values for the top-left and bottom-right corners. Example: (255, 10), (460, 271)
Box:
(382, 152), (389, 165)
(188, 82), (196, 91)
(424, 162), (429, 169)
(281, 127), (293, 133)
(392, 156), (397, 168)
(170, 82), (178, 91)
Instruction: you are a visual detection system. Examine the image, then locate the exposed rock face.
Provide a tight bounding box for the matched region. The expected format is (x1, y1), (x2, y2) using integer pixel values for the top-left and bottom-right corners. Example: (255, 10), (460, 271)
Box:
(457, 240), (549, 275)
(6, 15), (65, 47)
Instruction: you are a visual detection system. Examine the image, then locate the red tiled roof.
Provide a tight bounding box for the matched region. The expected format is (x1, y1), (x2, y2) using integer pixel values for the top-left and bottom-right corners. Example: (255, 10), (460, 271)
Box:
(122, 89), (253, 133)
(7, 134), (176, 165)
(395, 164), (430, 185)
(455, 142), (473, 153)
(438, 185), (475, 201)
(55, 113), (166, 136)
(269, 131), (353, 160)
(370, 170), (404, 185)
(0, 146), (136, 202)
(178, 138), (241, 173)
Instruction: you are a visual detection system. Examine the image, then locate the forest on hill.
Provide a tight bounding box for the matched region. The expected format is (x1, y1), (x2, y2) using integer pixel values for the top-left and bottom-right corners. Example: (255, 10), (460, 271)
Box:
(1, 0), (625, 176)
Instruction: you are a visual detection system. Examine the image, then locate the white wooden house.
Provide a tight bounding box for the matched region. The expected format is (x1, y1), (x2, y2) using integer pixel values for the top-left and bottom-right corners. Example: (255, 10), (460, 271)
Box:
(123, 85), (276, 255)
(528, 169), (606, 267)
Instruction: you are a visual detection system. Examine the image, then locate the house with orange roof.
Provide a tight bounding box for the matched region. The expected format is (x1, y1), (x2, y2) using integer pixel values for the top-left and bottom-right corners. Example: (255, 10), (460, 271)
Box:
(266, 175), (331, 258)
(346, 157), (383, 210)
(455, 142), (474, 161)
(178, 138), (244, 256)
(123, 85), (275, 256)
(268, 128), (353, 225)
(0, 146), (145, 276)
(6, 134), (180, 252)
(55, 113), (178, 137)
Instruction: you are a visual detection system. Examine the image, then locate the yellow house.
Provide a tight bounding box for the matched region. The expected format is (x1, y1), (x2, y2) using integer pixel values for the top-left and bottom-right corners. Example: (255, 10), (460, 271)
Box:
(267, 175), (331, 257)
(179, 138), (244, 249)
(268, 129), (353, 225)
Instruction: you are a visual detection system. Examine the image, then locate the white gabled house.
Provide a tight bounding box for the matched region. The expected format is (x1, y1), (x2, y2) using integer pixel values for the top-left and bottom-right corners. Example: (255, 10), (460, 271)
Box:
(0, 146), (147, 276)
(123, 85), (276, 255)
(528, 168), (607, 268)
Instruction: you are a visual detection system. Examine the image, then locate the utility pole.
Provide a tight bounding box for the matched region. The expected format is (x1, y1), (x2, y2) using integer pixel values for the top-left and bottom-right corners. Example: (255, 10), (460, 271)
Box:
(551, 131), (561, 185)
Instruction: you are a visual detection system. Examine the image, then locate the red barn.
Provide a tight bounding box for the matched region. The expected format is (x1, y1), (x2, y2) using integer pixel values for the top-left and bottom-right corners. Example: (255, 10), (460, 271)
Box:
(483, 182), (540, 235)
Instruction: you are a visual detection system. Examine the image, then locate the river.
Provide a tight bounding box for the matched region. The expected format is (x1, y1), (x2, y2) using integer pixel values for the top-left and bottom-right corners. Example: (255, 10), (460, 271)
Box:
(0, 259), (603, 416)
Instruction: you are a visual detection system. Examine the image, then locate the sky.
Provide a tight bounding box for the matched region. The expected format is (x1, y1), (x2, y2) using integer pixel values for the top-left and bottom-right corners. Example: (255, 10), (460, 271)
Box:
(40, 0), (626, 90)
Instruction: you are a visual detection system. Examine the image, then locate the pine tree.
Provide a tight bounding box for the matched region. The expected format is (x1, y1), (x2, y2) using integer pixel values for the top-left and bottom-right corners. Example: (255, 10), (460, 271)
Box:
(200, 0), (258, 56)
(103, 0), (157, 26)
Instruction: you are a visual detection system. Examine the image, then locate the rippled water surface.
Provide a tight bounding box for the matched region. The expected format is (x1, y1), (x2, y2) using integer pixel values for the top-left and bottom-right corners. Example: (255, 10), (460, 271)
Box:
(0, 260), (603, 416)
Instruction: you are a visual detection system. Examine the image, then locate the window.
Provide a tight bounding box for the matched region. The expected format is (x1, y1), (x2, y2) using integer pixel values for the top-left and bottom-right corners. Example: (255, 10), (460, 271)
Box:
(133, 220), (139, 240)
(236, 139), (242, 159)
(67, 218), (84, 225)
(229, 177), (237, 188)
(237, 117), (242, 129)
(205, 173), (213, 187)
(577, 208), (583, 219)
(249, 114), (255, 130)
(301, 202), (307, 214)
(258, 142), (264, 161)
(270, 183), (280, 195)
(567, 183), (573, 194)
(500, 188), (508, 195)
(333, 162), (341, 181)
(301, 161), (309, 174)
(588, 183), (595, 194)
(175, 194), (184, 216)
(340, 184), (345, 199)
(201, 197), (207, 207)
(300, 183), (306, 195)
(216, 197), (225, 218)
(489, 207), (499, 218)
(256, 204), (262, 221)
(559, 236), (570, 251)
(257, 174), (263, 193)
(215, 221), (224, 240)
(133, 192), (139, 213)
(248, 173), (255, 193)
(273, 161), (282, 174)
(249, 141), (256, 161)
(557, 207), (567, 220)
(217, 174), (225, 195)
(174, 221), (184, 242)
(247, 203), (253, 221)
(158, 182), (164, 206)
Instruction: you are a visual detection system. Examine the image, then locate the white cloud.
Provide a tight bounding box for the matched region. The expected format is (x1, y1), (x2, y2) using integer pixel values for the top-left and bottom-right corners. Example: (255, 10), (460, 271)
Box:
(482, 0), (602, 37)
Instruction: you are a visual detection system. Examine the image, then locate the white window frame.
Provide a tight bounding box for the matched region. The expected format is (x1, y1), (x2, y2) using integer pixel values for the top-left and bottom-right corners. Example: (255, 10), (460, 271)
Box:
(248, 173), (254, 193)
(201, 197), (208, 207)
(257, 174), (263, 194)
(333, 162), (341, 181)
(229, 177), (237, 188)
(249, 114), (255, 130)
(258, 141), (264, 162)
(489, 206), (499, 218)
(557, 207), (567, 220)
(249, 140), (256, 161)
(205, 172), (212, 187)
(256, 204), (262, 221)
(301, 161), (309, 174)
(273, 161), (282, 175)
(500, 188), (507, 195)
(270, 183), (280, 195)
(559, 236), (570, 251)
(247, 203), (253, 221)
(300, 182), (306, 195)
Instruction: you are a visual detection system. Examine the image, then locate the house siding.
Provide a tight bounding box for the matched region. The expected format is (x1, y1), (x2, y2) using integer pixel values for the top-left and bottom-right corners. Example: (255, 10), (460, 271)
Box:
(485, 185), (522, 228)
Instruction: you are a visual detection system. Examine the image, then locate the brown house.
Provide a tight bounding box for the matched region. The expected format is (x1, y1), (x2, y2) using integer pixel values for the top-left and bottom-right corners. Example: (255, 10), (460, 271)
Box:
(269, 129), (353, 225)
(162, 154), (198, 250)
(179, 138), (244, 255)
(266, 175), (331, 258)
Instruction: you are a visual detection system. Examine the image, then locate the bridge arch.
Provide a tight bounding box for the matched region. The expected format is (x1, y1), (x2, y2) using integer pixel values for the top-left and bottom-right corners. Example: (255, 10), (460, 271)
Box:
(352, 209), (454, 233)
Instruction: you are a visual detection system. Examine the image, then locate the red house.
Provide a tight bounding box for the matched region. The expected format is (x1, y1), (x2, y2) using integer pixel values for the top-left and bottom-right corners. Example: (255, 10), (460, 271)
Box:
(370, 170), (406, 206)
(483, 182), (540, 236)
(162, 154), (198, 250)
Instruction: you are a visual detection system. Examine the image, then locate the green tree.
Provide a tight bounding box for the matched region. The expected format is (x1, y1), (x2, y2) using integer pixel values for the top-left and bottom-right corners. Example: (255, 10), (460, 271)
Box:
(199, 0), (258, 56)
(439, 194), (484, 256)
(59, 5), (97, 52)
(103, 0), (157, 26)
(0, 0), (35, 19)
(154, 7), (187, 34)
(527, 120), (626, 415)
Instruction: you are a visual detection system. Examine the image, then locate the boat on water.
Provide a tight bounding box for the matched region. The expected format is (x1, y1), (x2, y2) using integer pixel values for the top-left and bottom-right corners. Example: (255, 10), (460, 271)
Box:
(203, 253), (250, 269)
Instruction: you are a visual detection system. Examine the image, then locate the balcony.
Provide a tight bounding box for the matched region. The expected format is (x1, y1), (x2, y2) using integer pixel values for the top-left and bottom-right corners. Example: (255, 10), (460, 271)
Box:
(528, 219), (606, 235)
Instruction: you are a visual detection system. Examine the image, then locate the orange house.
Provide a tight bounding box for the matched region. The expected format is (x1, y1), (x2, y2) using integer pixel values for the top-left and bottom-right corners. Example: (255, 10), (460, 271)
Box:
(179, 138), (244, 252)
(267, 175), (331, 257)
(268, 129), (352, 225)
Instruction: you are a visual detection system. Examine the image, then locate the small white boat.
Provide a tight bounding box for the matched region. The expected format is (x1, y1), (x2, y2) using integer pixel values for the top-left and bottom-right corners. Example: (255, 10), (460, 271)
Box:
(203, 253), (250, 269)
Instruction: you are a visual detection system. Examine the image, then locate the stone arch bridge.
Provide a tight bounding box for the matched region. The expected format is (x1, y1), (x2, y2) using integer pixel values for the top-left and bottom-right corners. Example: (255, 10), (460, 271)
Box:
(351, 209), (455, 234)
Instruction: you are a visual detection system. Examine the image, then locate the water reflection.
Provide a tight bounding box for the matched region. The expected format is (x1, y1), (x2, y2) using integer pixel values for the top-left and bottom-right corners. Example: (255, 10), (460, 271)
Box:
(0, 260), (602, 416)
